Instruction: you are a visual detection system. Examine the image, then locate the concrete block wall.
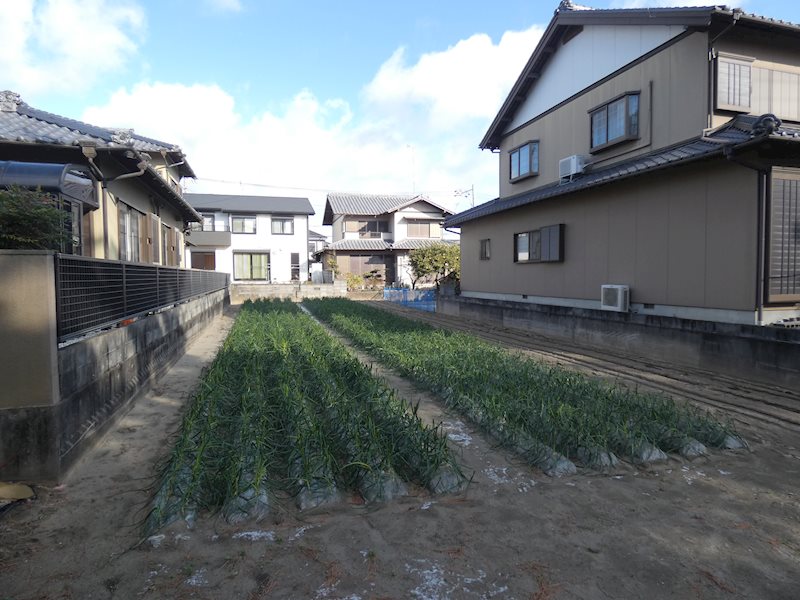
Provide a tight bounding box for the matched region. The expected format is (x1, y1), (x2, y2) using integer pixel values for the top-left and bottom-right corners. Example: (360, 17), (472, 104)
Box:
(439, 296), (800, 389)
(230, 281), (347, 304)
(0, 249), (227, 482)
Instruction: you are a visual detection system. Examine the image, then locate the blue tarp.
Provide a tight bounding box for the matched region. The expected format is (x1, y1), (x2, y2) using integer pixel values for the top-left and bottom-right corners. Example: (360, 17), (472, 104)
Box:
(383, 288), (436, 312)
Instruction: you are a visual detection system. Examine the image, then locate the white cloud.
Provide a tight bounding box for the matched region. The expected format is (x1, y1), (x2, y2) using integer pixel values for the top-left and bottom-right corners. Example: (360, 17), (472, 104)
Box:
(0, 0), (144, 97)
(204, 0), (242, 13)
(81, 24), (544, 226)
(364, 27), (544, 131)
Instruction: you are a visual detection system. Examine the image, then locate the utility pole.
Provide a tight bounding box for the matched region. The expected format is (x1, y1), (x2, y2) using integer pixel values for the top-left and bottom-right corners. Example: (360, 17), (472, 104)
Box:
(454, 184), (474, 207)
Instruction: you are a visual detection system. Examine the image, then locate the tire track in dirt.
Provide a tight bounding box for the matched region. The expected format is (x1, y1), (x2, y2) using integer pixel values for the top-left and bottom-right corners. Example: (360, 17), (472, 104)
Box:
(367, 301), (800, 434)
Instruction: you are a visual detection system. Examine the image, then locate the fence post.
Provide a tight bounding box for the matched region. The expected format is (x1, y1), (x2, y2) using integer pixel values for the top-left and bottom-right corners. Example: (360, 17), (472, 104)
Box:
(122, 262), (128, 316)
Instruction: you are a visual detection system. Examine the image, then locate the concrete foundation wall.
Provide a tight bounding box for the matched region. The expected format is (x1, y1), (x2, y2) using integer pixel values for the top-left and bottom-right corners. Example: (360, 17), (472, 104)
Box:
(230, 281), (347, 304)
(439, 296), (800, 389)
(0, 288), (226, 482)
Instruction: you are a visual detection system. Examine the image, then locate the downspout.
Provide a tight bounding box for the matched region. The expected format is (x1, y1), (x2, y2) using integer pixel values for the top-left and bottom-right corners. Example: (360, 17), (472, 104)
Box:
(723, 146), (767, 325)
(707, 9), (742, 128)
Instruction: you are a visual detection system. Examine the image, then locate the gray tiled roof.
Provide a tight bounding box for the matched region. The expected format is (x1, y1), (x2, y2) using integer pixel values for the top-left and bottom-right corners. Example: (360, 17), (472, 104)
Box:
(308, 229), (327, 241)
(326, 239), (391, 251)
(448, 115), (800, 228)
(0, 91), (195, 177)
(322, 192), (453, 225)
(185, 193), (314, 215)
(391, 238), (455, 250)
(326, 193), (419, 216)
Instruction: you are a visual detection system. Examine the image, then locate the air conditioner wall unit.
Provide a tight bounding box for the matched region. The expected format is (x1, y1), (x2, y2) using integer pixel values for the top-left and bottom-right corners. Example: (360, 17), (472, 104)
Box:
(600, 284), (630, 312)
(559, 154), (589, 181)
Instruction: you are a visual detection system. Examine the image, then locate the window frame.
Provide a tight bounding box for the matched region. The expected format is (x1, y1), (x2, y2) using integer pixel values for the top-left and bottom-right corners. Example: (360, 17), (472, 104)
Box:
(231, 215), (257, 234)
(509, 140), (540, 183)
(589, 92), (640, 153)
(233, 251), (270, 281)
(271, 216), (294, 235)
(118, 201), (141, 263)
(513, 224), (564, 264)
(346, 218), (390, 238)
(768, 170), (800, 303)
(479, 238), (491, 261)
(716, 53), (754, 113)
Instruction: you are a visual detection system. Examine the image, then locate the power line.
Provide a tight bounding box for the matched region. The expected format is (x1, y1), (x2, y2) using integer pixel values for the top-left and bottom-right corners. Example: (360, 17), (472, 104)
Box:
(187, 176), (471, 199)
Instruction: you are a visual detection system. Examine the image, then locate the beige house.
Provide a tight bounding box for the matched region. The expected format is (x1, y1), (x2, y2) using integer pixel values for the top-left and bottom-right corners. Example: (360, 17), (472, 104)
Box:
(446, 2), (800, 326)
(0, 91), (200, 264)
(322, 192), (454, 286)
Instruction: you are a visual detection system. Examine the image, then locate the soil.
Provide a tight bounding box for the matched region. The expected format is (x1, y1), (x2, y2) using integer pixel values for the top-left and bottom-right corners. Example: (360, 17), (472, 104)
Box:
(2, 302), (799, 600)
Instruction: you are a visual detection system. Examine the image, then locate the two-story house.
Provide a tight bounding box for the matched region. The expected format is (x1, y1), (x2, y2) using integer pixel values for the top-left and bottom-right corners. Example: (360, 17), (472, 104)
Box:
(185, 193), (315, 284)
(322, 192), (454, 287)
(0, 91), (200, 265)
(445, 3), (800, 326)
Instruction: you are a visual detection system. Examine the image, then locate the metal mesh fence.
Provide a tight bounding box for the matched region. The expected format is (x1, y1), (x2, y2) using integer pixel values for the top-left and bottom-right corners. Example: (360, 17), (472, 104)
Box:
(56, 255), (228, 342)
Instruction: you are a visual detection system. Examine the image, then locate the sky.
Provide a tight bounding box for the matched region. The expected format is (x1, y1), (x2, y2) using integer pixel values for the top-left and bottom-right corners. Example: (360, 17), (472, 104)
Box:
(1, 0), (798, 232)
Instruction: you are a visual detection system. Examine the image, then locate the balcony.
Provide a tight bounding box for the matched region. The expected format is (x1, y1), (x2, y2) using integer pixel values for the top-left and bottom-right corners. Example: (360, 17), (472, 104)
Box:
(186, 228), (231, 247)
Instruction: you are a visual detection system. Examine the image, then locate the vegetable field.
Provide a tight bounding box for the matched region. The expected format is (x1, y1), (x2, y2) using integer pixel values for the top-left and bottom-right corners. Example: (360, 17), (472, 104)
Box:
(145, 300), (463, 534)
(304, 299), (744, 476)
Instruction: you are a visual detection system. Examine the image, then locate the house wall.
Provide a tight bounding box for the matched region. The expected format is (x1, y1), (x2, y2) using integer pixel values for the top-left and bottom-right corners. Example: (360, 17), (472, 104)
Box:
(499, 31), (709, 196)
(393, 202), (445, 240)
(711, 28), (800, 127)
(331, 215), (346, 242)
(460, 159), (759, 320)
(190, 212), (309, 282)
(507, 23), (688, 132)
(85, 178), (186, 267)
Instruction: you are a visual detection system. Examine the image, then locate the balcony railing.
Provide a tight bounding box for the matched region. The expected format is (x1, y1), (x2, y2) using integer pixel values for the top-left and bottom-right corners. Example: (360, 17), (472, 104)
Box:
(55, 254), (228, 342)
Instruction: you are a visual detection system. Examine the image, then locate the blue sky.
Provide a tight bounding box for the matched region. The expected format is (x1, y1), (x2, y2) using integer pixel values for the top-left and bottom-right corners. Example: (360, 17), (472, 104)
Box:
(2, 0), (798, 229)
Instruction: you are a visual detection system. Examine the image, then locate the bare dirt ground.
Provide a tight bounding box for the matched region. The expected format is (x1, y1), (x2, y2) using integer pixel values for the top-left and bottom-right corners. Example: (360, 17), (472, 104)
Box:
(2, 302), (799, 599)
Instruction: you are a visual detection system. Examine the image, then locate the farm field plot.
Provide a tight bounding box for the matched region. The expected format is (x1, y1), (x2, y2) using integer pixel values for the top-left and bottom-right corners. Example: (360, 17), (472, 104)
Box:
(146, 299), (463, 533)
(303, 299), (743, 475)
(2, 303), (799, 599)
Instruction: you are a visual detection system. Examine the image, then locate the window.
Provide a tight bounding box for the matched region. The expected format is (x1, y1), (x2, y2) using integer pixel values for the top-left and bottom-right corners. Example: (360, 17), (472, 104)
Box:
(590, 93), (639, 151)
(234, 252), (270, 280)
(232, 215), (256, 233)
(769, 173), (800, 302)
(717, 55), (752, 112)
(345, 219), (390, 238)
(480, 239), (491, 260)
(291, 252), (301, 281)
(513, 224), (564, 263)
(407, 220), (441, 238)
(271, 217), (294, 235)
(118, 202), (141, 262)
(509, 141), (539, 181)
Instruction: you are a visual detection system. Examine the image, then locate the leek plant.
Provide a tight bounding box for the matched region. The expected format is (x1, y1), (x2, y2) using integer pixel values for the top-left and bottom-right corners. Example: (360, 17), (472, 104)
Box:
(303, 299), (740, 472)
(144, 299), (461, 535)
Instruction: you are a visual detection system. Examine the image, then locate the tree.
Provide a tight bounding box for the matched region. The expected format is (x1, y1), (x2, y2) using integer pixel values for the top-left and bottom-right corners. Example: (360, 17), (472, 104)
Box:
(0, 186), (70, 250)
(407, 242), (460, 290)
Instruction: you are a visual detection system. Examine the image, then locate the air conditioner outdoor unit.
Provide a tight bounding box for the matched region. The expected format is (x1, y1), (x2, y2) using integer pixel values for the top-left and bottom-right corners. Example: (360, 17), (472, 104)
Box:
(559, 155), (589, 181)
(600, 284), (630, 312)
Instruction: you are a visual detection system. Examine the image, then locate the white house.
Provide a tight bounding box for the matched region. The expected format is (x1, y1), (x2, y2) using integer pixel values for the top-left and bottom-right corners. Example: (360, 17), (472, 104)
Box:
(185, 193), (314, 283)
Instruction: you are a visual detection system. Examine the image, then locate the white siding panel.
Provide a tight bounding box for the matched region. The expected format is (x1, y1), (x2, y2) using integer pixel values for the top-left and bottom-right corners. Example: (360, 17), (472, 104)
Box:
(506, 24), (685, 132)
